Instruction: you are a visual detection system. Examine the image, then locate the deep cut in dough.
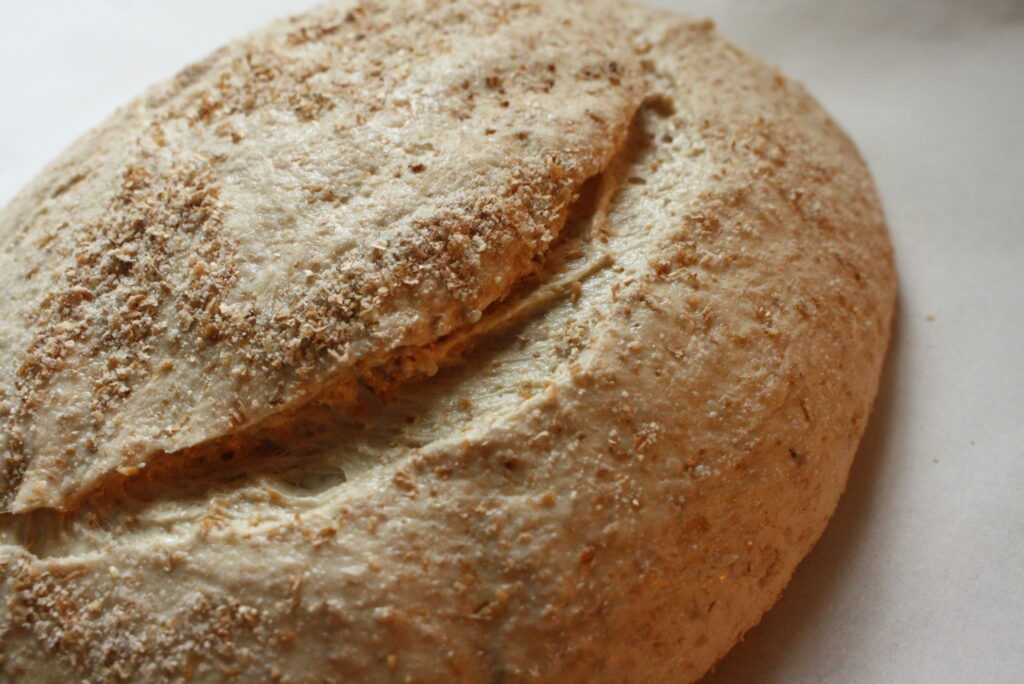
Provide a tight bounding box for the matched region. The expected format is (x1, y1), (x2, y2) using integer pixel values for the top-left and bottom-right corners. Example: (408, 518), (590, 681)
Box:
(0, 1), (895, 682)
(0, 0), (642, 513)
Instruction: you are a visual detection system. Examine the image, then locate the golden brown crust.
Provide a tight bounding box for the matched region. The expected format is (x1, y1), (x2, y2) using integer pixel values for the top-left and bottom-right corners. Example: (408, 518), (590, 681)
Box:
(0, 2), (895, 683)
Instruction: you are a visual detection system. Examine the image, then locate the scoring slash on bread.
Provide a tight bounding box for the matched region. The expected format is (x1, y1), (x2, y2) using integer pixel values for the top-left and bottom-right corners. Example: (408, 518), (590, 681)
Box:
(0, 1), (896, 682)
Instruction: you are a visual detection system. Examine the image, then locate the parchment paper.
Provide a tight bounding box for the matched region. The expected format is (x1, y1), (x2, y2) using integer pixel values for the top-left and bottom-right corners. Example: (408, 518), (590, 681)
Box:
(2, 1), (1021, 681)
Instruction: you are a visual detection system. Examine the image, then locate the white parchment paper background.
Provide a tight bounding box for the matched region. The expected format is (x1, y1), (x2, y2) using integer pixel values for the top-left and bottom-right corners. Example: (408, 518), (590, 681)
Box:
(2, 1), (1021, 681)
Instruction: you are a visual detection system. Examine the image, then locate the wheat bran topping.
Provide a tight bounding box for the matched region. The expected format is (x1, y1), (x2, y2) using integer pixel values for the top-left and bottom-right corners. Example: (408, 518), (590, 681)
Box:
(0, 0), (643, 512)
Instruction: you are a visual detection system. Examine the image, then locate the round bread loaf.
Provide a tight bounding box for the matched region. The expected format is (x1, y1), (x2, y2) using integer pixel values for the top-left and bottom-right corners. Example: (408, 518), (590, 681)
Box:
(0, 1), (896, 682)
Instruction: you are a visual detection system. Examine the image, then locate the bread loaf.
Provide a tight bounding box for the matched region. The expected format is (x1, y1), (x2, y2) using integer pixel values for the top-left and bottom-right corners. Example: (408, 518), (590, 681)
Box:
(0, 1), (895, 682)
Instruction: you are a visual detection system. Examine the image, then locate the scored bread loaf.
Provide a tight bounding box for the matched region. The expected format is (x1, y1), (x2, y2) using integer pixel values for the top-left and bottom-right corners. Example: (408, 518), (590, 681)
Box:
(0, 1), (896, 682)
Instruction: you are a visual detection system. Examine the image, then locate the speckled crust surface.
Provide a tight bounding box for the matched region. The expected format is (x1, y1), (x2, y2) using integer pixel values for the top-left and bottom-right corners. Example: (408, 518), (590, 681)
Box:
(0, 0), (642, 513)
(0, 2), (895, 683)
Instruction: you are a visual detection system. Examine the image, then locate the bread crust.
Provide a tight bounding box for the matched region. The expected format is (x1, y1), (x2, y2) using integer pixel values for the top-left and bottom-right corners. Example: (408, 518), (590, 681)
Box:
(0, 2), (895, 682)
(0, 0), (642, 512)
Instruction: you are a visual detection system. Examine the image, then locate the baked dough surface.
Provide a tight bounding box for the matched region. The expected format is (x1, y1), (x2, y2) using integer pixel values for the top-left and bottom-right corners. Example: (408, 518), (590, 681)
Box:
(0, 2), (895, 682)
(0, 0), (642, 512)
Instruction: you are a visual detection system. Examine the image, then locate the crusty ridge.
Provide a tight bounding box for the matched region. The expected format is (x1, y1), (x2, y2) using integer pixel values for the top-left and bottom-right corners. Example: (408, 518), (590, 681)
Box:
(0, 0), (643, 512)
